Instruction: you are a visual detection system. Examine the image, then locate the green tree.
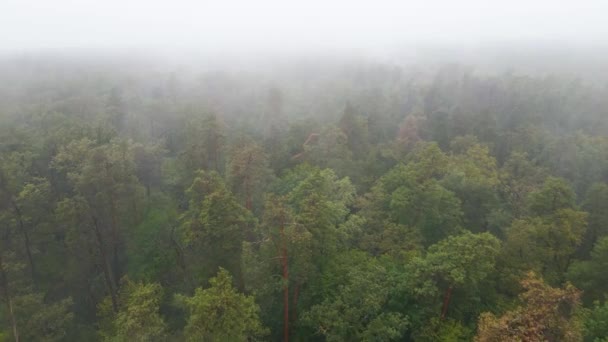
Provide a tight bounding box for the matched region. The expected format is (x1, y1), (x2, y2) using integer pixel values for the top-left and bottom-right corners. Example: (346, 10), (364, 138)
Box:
(227, 142), (273, 211)
(409, 232), (501, 320)
(499, 151), (547, 218)
(248, 195), (312, 341)
(527, 176), (576, 217)
(413, 317), (473, 342)
(0, 237), (73, 342)
(288, 168), (355, 261)
(180, 170), (254, 284)
(338, 103), (370, 159)
(580, 183), (608, 256)
(390, 180), (463, 245)
(178, 113), (226, 176)
(567, 236), (608, 302)
(504, 209), (587, 283)
(132, 142), (166, 199)
(360, 143), (461, 246)
(176, 268), (268, 341)
(303, 251), (408, 341)
(13, 179), (52, 283)
(443, 142), (500, 232)
(0, 150), (43, 286)
(53, 138), (145, 312)
(582, 300), (608, 342)
(305, 125), (353, 174)
(13, 294), (74, 342)
(98, 279), (167, 342)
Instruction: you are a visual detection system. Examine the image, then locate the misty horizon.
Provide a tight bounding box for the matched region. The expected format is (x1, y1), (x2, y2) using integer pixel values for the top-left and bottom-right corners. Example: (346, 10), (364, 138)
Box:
(2, 1), (608, 52)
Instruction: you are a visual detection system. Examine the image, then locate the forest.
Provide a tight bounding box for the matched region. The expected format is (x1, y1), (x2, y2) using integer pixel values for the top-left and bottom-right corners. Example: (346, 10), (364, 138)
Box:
(1, 54), (608, 341)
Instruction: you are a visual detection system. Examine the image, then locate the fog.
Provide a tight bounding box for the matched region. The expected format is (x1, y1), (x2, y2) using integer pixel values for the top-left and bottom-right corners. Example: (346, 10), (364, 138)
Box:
(2, 0), (607, 54)
(3, 2), (608, 341)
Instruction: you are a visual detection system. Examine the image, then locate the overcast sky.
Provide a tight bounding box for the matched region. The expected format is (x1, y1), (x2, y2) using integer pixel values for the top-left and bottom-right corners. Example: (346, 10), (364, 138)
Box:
(1, 0), (607, 54)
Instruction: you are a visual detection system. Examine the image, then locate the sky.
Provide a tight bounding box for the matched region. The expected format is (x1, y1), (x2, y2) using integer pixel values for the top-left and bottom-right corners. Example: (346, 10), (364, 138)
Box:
(1, 0), (607, 54)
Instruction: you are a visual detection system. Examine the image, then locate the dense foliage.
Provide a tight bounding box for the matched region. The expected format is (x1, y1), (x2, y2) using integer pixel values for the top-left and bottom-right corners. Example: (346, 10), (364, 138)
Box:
(0, 57), (607, 341)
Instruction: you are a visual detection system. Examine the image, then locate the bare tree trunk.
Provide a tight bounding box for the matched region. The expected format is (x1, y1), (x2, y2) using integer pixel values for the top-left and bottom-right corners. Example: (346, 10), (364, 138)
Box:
(91, 217), (118, 312)
(109, 196), (120, 275)
(292, 283), (300, 323)
(245, 180), (252, 210)
(280, 216), (289, 342)
(282, 247), (289, 342)
(11, 201), (36, 285)
(6, 297), (17, 342)
(244, 153), (253, 210)
(0, 254), (19, 342)
(441, 286), (453, 320)
(104, 161), (121, 278)
(170, 226), (195, 289)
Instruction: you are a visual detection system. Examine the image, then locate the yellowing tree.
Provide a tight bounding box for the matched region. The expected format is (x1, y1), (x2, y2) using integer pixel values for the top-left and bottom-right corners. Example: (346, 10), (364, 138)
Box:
(476, 272), (582, 342)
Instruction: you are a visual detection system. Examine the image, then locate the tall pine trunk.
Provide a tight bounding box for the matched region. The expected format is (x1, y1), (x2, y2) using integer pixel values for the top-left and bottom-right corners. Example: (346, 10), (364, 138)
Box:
(11, 201), (36, 285)
(282, 249), (289, 342)
(91, 217), (118, 312)
(0, 254), (19, 342)
(244, 153), (254, 210)
(292, 283), (300, 323)
(280, 221), (289, 342)
(441, 285), (453, 320)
